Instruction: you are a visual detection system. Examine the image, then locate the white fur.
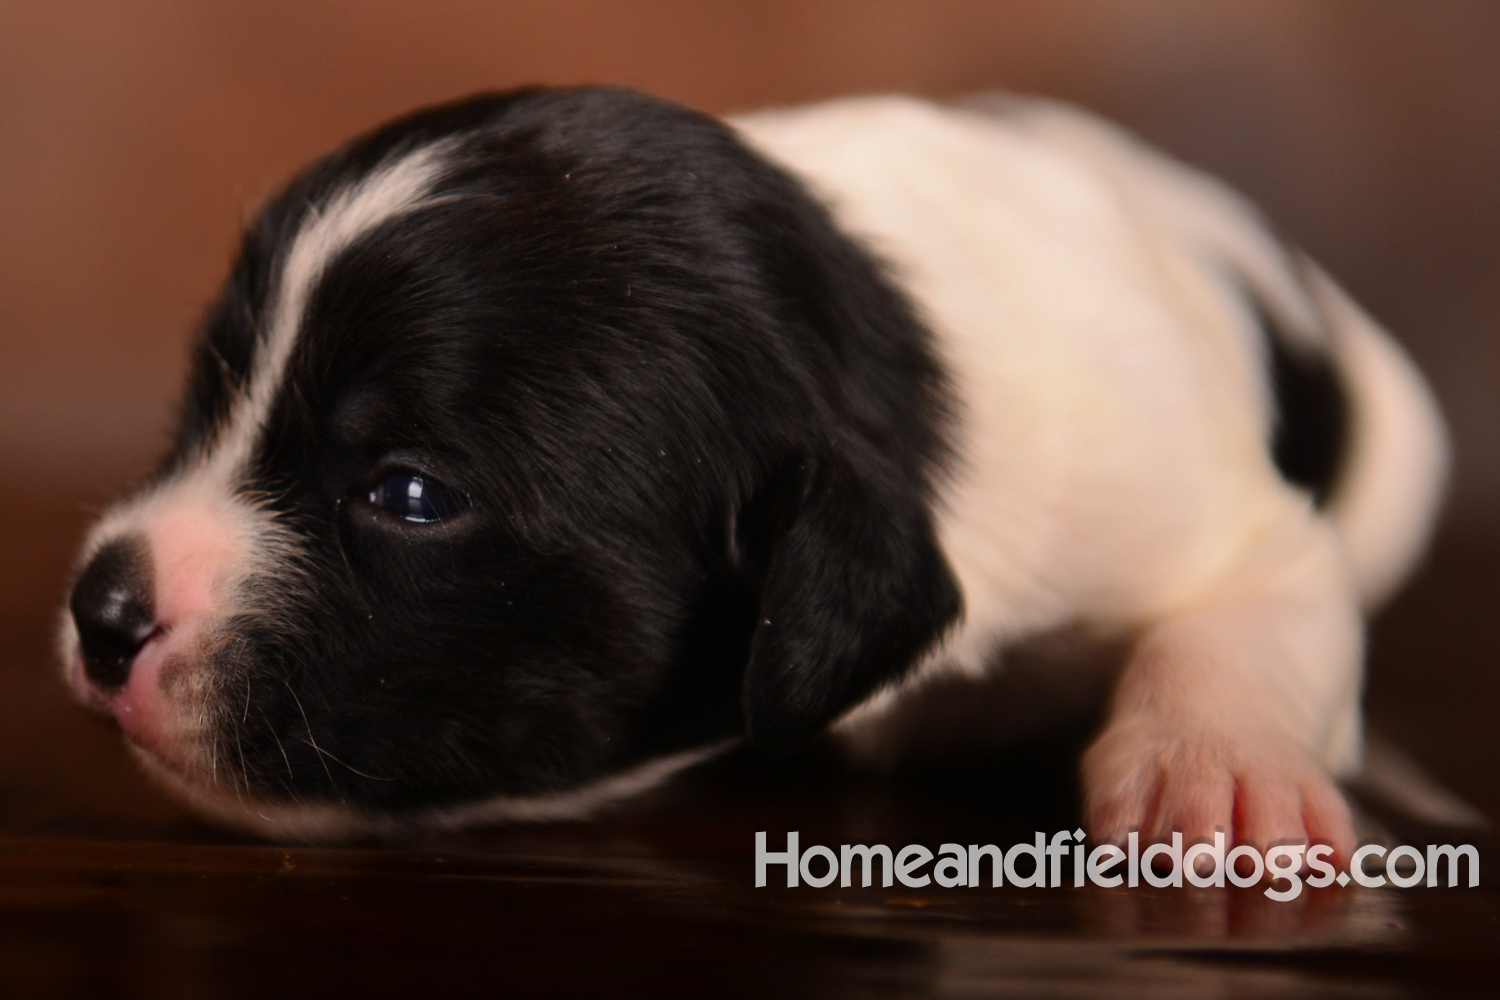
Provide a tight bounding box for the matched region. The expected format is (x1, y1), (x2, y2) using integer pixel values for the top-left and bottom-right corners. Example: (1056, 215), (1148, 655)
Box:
(735, 96), (1446, 848)
(1304, 266), (1449, 609)
(206, 139), (458, 485)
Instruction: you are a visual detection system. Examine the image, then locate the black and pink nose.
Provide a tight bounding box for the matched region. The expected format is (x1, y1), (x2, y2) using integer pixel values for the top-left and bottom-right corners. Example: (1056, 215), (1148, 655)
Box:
(70, 537), (156, 691)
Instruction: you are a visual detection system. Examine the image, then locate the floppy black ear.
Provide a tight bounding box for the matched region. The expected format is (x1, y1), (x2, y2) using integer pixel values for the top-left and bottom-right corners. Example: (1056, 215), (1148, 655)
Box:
(741, 447), (962, 753)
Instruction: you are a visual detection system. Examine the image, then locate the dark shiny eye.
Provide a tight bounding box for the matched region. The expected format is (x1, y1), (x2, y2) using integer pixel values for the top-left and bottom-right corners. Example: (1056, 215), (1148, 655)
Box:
(368, 471), (467, 523)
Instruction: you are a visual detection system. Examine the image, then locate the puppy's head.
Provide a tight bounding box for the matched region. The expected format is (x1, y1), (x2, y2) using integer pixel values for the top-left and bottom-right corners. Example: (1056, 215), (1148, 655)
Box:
(59, 88), (959, 840)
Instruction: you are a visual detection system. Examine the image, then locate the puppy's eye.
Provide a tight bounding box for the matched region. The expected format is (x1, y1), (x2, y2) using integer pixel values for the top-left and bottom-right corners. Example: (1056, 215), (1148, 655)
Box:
(368, 471), (467, 523)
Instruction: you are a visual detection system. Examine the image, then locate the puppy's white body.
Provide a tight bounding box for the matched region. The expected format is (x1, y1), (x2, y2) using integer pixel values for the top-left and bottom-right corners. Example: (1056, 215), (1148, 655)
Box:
(736, 97), (1445, 848)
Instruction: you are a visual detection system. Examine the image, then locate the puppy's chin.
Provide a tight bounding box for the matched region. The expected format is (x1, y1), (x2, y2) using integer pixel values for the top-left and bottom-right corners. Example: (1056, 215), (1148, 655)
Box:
(129, 738), (738, 844)
(127, 745), (368, 841)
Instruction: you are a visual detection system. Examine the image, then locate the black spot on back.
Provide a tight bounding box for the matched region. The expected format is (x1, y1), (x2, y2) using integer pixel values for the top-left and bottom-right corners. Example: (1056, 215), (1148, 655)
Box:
(1253, 295), (1349, 506)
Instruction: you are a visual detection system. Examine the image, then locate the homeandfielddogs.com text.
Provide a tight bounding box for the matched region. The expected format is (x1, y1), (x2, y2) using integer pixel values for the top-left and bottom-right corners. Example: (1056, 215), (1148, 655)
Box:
(754, 831), (1479, 902)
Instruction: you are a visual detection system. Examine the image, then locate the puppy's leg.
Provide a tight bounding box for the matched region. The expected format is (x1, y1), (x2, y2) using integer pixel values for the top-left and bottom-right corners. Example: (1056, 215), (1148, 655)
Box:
(1082, 513), (1362, 864)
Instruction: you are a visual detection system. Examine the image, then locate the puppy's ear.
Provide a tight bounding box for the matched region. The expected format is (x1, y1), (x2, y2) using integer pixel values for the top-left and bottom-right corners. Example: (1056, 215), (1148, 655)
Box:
(741, 447), (961, 753)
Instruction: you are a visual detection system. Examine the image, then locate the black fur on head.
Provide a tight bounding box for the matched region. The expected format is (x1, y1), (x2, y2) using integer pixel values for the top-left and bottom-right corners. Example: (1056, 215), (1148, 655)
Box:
(154, 86), (961, 819)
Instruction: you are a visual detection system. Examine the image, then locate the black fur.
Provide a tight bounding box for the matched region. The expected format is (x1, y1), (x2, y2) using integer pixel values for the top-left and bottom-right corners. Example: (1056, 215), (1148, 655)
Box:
(1250, 293), (1349, 505)
(170, 87), (960, 815)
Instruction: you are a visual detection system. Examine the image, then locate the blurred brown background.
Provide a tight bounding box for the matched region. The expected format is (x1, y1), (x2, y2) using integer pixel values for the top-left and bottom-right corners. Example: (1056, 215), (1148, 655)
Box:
(0, 1), (1496, 821)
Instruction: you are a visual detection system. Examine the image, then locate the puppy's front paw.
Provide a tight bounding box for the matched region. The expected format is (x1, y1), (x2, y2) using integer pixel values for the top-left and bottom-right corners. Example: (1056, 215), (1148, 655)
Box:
(1081, 718), (1355, 866)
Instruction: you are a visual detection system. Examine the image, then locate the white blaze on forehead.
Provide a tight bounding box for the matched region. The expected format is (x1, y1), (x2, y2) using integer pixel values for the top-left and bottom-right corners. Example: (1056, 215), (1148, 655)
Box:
(207, 138), (459, 482)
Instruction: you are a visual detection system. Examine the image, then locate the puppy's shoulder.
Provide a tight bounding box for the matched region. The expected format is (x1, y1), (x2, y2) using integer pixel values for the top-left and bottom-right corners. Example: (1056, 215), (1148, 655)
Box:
(730, 94), (1114, 213)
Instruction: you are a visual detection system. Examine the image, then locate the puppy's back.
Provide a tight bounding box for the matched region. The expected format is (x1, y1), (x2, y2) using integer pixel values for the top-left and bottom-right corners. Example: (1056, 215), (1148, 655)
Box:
(736, 94), (1446, 711)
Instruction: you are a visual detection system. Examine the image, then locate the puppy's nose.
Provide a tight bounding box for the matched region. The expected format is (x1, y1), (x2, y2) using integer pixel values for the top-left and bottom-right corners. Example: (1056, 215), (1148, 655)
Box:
(70, 536), (156, 691)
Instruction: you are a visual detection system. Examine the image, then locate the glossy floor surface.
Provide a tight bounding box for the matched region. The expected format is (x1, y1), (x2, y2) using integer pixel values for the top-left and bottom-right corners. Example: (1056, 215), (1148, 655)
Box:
(0, 502), (1496, 997)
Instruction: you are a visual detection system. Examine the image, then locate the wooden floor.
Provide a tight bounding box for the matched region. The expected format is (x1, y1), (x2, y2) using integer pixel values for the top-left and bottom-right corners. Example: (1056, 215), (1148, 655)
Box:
(0, 499), (1496, 997)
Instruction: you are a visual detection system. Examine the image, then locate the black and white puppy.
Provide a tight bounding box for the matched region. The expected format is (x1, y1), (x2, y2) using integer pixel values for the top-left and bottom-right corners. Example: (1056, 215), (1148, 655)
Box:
(61, 88), (1446, 850)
